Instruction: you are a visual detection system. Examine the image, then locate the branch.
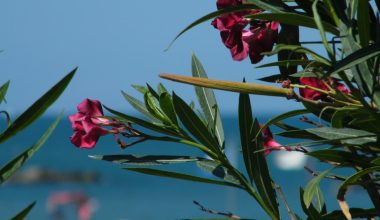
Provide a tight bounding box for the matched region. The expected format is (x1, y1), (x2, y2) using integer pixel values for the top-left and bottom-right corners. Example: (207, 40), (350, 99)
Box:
(193, 201), (241, 219)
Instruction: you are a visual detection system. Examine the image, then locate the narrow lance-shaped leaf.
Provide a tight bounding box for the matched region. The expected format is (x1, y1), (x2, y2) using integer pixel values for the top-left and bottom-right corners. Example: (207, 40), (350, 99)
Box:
(196, 160), (240, 185)
(357, 0), (370, 47)
(256, 109), (309, 140)
(251, 119), (279, 217)
(121, 90), (158, 122)
(312, 0), (335, 60)
(159, 92), (179, 127)
(104, 106), (181, 138)
(300, 188), (324, 220)
(0, 112), (63, 184)
(192, 54), (224, 147)
(305, 168), (331, 211)
(327, 43), (380, 77)
(90, 154), (205, 165)
(307, 150), (372, 167)
(0, 68), (76, 143)
(245, 13), (339, 35)
(166, 3), (282, 50)
(126, 167), (243, 189)
(338, 166), (380, 200)
(172, 93), (221, 153)
(238, 92), (255, 182)
(0, 80), (10, 105)
(10, 201), (36, 220)
(263, 44), (331, 66)
(306, 127), (377, 145)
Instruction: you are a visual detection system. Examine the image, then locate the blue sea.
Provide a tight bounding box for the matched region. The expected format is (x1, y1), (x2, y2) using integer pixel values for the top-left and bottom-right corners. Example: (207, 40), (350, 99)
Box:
(0, 114), (371, 220)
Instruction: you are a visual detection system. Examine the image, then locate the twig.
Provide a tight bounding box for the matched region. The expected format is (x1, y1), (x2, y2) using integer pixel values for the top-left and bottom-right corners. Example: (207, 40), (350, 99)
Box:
(304, 166), (346, 181)
(275, 184), (295, 220)
(299, 116), (324, 127)
(193, 201), (241, 219)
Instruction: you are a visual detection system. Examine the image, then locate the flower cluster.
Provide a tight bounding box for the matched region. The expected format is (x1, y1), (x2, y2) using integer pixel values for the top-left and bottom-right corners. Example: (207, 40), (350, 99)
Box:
(211, 0), (278, 63)
(299, 77), (350, 101)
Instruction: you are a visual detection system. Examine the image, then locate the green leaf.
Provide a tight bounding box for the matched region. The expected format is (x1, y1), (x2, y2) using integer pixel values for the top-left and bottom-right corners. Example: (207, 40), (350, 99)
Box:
(256, 109), (309, 140)
(303, 167), (334, 208)
(338, 166), (380, 197)
(159, 92), (179, 127)
(157, 83), (168, 95)
(357, 0), (370, 47)
(0, 68), (76, 143)
(300, 188), (324, 220)
(146, 84), (160, 99)
(90, 154), (204, 165)
(245, 13), (339, 35)
(256, 60), (325, 69)
(315, 185), (326, 213)
(121, 90), (158, 122)
(0, 112), (63, 184)
(144, 92), (171, 124)
(264, 44), (331, 66)
(191, 54), (224, 147)
(238, 92), (255, 182)
(251, 120), (279, 217)
(196, 160), (240, 184)
(104, 106), (180, 137)
(172, 93), (221, 152)
(10, 201), (36, 220)
(131, 84), (148, 94)
(257, 74), (282, 83)
(312, 0), (334, 60)
(306, 127), (377, 145)
(126, 167), (243, 189)
(0, 80), (10, 105)
(306, 150), (371, 167)
(166, 4), (273, 50)
(328, 43), (380, 78)
(277, 129), (322, 140)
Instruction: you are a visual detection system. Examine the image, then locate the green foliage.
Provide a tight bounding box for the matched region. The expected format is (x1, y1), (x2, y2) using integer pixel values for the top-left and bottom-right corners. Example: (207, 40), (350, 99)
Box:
(1, 69), (75, 218)
(88, 0), (380, 219)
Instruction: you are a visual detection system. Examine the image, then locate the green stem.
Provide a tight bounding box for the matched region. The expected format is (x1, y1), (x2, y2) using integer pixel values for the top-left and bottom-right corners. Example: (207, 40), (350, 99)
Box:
(160, 73), (293, 97)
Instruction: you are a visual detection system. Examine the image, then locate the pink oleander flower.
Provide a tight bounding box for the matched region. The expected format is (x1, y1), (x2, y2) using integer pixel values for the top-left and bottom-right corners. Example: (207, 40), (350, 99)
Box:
(211, 0), (278, 63)
(243, 20), (279, 63)
(69, 98), (109, 149)
(299, 77), (350, 101)
(261, 126), (283, 155)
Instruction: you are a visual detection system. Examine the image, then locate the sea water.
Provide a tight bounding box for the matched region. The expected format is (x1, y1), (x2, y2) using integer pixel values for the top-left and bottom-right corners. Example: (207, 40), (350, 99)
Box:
(0, 115), (370, 219)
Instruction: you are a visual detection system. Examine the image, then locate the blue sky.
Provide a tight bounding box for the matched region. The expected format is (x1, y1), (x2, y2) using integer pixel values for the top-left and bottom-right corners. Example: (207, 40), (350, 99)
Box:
(0, 0), (318, 116)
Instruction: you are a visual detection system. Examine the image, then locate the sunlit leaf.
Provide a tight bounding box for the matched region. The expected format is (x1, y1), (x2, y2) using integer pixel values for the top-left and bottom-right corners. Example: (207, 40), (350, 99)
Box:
(191, 54), (224, 147)
(303, 167), (333, 209)
(0, 80), (10, 105)
(172, 93), (221, 152)
(121, 90), (157, 122)
(90, 154), (204, 165)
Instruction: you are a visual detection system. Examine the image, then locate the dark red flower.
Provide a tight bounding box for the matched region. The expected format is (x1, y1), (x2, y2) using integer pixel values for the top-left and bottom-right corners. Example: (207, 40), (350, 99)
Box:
(216, 0), (243, 9)
(211, 0), (278, 63)
(299, 77), (350, 101)
(69, 99), (109, 149)
(243, 20), (278, 63)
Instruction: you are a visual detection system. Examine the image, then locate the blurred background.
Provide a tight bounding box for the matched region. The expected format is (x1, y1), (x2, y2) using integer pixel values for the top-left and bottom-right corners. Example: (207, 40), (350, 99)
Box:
(0, 0), (370, 219)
